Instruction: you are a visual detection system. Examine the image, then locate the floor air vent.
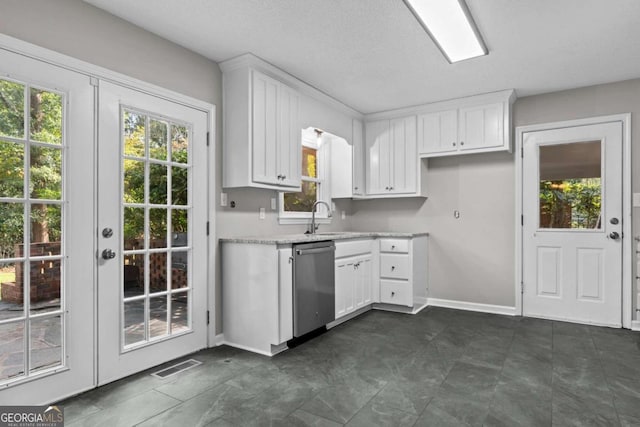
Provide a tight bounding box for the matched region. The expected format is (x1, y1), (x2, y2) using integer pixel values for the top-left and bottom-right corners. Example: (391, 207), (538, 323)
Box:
(151, 359), (202, 379)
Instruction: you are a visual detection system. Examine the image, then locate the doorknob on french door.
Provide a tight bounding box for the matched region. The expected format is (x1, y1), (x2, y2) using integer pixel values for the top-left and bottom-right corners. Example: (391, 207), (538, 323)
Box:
(609, 218), (619, 225)
(609, 231), (620, 240)
(102, 249), (116, 260)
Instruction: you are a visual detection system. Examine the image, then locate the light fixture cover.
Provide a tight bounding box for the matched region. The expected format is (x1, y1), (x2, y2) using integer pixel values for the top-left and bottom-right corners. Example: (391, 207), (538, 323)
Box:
(404, 0), (488, 63)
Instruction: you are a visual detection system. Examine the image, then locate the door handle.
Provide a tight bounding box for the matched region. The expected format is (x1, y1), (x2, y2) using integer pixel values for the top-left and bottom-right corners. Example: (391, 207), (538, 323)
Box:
(101, 249), (116, 260)
(609, 231), (620, 240)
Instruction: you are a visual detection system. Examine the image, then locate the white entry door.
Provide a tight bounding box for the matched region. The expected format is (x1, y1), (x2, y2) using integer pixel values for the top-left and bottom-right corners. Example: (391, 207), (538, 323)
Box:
(522, 121), (623, 326)
(0, 49), (94, 404)
(97, 81), (209, 385)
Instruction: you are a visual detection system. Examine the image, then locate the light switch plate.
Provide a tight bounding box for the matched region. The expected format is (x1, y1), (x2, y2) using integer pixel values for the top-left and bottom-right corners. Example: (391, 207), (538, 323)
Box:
(634, 193), (640, 207)
(341, 211), (346, 220)
(270, 198), (276, 210)
(220, 192), (228, 207)
(259, 208), (265, 220)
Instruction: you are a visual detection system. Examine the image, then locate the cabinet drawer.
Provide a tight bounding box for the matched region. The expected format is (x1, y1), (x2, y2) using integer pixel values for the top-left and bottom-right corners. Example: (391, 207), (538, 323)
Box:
(379, 239), (409, 253)
(335, 239), (373, 259)
(379, 254), (409, 279)
(380, 280), (413, 307)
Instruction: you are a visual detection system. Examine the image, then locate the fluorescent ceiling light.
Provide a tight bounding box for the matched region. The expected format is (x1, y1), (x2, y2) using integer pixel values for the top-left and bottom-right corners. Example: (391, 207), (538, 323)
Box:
(404, 0), (488, 63)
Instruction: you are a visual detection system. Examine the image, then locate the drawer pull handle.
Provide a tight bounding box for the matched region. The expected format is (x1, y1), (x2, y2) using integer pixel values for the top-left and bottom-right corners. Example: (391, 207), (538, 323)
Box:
(391, 266), (395, 271)
(391, 245), (395, 250)
(391, 291), (395, 297)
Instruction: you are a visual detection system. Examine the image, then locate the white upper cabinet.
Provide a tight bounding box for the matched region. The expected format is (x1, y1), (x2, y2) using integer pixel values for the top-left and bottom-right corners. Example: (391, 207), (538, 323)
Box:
(222, 66), (301, 190)
(365, 116), (420, 196)
(417, 90), (515, 158)
(417, 109), (458, 154)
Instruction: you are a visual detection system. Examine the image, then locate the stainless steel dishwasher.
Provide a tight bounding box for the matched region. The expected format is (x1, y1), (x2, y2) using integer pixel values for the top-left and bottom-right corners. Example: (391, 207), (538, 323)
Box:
(292, 240), (336, 337)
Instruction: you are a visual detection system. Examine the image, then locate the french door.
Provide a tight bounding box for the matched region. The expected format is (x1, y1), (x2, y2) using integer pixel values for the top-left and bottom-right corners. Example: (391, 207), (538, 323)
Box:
(97, 81), (208, 385)
(0, 49), (94, 404)
(0, 49), (210, 403)
(522, 121), (623, 326)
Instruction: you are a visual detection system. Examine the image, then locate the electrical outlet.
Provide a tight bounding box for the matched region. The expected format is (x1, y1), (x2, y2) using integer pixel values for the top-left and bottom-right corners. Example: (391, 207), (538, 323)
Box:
(259, 208), (265, 220)
(634, 193), (640, 207)
(271, 198), (276, 210)
(220, 192), (228, 207)
(341, 211), (346, 220)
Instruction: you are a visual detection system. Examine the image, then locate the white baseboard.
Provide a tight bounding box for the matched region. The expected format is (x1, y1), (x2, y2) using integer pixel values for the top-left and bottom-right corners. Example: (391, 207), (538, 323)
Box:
(373, 299), (429, 315)
(327, 305), (372, 329)
(213, 333), (225, 346)
(427, 298), (517, 316)
(631, 320), (640, 332)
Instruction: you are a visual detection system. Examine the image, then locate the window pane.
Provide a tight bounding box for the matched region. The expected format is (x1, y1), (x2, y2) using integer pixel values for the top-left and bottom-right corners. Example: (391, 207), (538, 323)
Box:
(539, 141), (602, 229)
(0, 80), (25, 139)
(30, 88), (62, 145)
(0, 202), (24, 259)
(149, 208), (167, 249)
(171, 125), (188, 164)
(123, 159), (145, 204)
(0, 262), (24, 321)
(171, 209), (188, 247)
(30, 204), (61, 255)
(124, 299), (145, 346)
(30, 259), (61, 315)
(123, 254), (144, 297)
(0, 140), (24, 198)
(149, 295), (168, 339)
(284, 181), (317, 212)
(171, 291), (189, 334)
(30, 315), (62, 373)
(171, 251), (188, 290)
(149, 164), (167, 205)
(123, 111), (145, 157)
(0, 321), (25, 381)
(149, 252), (167, 293)
(30, 146), (62, 199)
(123, 207), (144, 250)
(171, 166), (188, 205)
(149, 119), (168, 161)
(302, 146), (317, 178)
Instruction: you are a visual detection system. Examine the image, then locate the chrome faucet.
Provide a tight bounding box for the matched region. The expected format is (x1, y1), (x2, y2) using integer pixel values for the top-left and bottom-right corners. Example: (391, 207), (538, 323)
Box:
(307, 200), (332, 234)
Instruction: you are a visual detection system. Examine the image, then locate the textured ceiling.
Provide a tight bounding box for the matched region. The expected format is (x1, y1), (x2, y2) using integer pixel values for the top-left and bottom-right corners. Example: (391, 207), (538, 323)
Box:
(83, 0), (640, 114)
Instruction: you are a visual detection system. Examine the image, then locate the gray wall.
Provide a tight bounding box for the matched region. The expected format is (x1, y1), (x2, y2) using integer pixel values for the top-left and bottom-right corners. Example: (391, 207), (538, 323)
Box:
(352, 78), (640, 312)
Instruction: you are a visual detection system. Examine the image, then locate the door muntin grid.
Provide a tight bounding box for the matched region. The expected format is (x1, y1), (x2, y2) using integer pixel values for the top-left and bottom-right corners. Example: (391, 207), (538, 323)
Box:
(120, 107), (192, 351)
(0, 77), (66, 384)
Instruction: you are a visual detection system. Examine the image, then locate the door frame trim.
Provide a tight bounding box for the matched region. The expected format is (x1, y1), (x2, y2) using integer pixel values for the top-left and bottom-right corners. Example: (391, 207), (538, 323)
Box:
(515, 114), (632, 328)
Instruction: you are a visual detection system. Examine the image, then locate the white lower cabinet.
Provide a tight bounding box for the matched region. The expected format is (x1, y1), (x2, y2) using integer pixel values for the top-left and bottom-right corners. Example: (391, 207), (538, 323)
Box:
(376, 236), (428, 310)
(334, 239), (375, 320)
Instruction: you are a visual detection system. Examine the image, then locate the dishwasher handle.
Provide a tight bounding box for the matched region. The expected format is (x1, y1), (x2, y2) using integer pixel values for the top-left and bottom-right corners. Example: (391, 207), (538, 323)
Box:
(295, 246), (336, 256)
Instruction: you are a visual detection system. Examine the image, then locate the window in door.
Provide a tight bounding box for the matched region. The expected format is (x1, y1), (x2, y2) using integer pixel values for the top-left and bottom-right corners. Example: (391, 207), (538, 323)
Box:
(0, 78), (65, 383)
(538, 141), (602, 229)
(121, 108), (192, 349)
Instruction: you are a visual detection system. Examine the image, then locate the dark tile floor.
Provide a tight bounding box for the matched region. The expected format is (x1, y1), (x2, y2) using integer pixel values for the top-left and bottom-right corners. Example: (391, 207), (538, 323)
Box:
(60, 307), (640, 426)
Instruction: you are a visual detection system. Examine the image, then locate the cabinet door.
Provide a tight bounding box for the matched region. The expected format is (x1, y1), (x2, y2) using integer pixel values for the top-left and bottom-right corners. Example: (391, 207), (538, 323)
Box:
(356, 256), (373, 307)
(335, 259), (355, 319)
(278, 84), (301, 188)
(390, 116), (417, 194)
(418, 110), (458, 155)
(458, 102), (504, 151)
(365, 120), (391, 195)
(352, 119), (365, 196)
(252, 71), (280, 185)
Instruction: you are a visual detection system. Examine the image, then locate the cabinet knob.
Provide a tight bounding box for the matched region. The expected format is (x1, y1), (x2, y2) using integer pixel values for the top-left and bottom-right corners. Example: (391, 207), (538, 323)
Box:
(391, 291), (395, 297)
(460, 141), (464, 146)
(277, 174), (282, 180)
(354, 186), (358, 190)
(282, 175), (286, 179)
(389, 187), (393, 191)
(391, 245), (396, 249)
(391, 266), (395, 271)
(453, 142), (456, 146)
(385, 186), (389, 190)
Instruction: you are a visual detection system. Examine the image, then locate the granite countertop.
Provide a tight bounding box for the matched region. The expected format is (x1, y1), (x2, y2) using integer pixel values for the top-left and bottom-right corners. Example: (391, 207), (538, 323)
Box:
(219, 231), (429, 245)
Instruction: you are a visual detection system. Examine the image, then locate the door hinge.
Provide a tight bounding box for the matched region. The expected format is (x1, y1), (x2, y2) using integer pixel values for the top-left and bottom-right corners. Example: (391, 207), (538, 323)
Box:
(206, 310), (210, 325)
(206, 221), (210, 236)
(520, 145), (524, 158)
(521, 281), (524, 293)
(206, 131), (210, 146)
(521, 215), (524, 226)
